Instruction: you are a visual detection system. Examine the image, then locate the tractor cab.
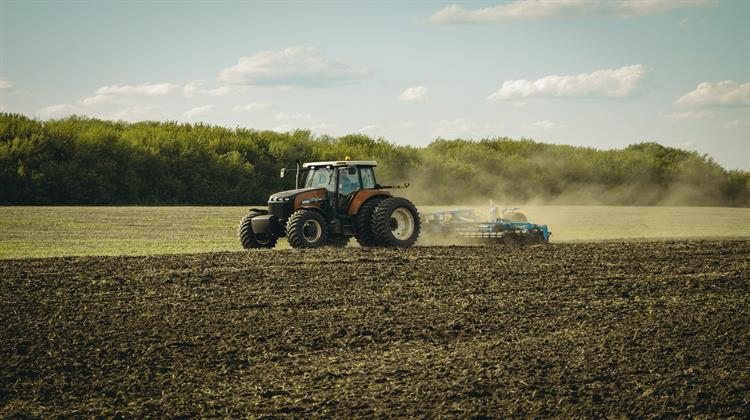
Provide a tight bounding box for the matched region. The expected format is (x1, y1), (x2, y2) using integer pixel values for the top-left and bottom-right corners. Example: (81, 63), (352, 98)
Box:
(299, 161), (378, 213)
(239, 159), (421, 249)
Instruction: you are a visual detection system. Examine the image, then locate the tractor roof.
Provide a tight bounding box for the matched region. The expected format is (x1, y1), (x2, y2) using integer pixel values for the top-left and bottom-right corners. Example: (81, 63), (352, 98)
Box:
(303, 160), (378, 168)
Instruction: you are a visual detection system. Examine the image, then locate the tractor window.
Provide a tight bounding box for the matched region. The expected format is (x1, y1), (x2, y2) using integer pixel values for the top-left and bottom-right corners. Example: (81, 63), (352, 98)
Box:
(360, 167), (376, 189)
(338, 167), (361, 195)
(304, 167), (335, 191)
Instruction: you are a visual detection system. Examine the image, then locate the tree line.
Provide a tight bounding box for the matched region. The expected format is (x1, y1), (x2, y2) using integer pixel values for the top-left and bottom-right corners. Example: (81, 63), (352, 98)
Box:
(1, 113), (748, 206)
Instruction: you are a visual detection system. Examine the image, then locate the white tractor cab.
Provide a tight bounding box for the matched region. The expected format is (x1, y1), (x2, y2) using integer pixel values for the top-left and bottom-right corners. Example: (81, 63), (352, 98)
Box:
(238, 159), (420, 249)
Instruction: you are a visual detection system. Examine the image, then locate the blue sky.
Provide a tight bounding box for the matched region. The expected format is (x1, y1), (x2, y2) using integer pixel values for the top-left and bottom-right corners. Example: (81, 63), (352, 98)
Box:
(1, 0), (748, 169)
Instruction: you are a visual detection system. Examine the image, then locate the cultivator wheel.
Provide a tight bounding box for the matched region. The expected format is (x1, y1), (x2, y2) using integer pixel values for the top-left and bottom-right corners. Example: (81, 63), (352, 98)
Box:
(371, 197), (421, 247)
(286, 209), (328, 249)
(504, 211), (528, 222)
(502, 235), (518, 246)
(355, 196), (385, 247)
(532, 231), (547, 244)
(238, 210), (278, 249)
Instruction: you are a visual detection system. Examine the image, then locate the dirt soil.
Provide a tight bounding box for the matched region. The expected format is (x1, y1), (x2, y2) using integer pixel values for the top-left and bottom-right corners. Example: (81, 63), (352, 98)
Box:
(1, 241), (749, 417)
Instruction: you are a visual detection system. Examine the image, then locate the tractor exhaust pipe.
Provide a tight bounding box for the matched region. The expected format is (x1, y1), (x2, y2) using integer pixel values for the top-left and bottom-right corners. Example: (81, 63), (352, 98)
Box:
(295, 159), (301, 189)
(280, 160), (303, 189)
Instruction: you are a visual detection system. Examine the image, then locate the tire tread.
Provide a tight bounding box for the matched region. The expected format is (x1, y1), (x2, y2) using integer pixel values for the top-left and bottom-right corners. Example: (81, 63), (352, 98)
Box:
(371, 197), (421, 247)
(286, 209), (328, 248)
(355, 196), (385, 247)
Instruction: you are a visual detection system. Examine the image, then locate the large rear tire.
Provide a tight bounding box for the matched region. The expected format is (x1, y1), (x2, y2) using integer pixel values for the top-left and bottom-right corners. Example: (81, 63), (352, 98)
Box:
(371, 197), (420, 247)
(355, 196), (385, 247)
(238, 210), (278, 249)
(286, 209), (328, 249)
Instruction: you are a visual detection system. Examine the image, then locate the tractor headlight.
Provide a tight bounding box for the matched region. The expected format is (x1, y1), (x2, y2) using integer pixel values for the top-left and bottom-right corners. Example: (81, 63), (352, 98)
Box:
(301, 197), (324, 204)
(283, 197), (290, 201)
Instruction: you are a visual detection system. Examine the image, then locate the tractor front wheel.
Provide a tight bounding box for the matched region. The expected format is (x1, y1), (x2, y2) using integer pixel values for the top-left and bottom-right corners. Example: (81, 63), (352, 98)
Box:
(238, 210), (278, 249)
(286, 209), (328, 248)
(371, 197), (421, 247)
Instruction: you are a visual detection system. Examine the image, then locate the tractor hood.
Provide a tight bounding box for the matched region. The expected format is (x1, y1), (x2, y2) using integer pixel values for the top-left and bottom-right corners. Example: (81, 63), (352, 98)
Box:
(268, 187), (325, 203)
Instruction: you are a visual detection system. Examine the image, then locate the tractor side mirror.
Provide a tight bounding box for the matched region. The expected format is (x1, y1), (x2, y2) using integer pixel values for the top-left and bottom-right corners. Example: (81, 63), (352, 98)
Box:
(347, 166), (356, 175)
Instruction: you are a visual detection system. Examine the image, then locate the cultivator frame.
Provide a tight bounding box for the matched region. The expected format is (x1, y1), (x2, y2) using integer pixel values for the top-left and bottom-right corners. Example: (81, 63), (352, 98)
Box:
(422, 207), (550, 245)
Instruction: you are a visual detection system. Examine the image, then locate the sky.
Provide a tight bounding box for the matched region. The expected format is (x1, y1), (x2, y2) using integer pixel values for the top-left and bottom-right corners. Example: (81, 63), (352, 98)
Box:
(1, 0), (748, 169)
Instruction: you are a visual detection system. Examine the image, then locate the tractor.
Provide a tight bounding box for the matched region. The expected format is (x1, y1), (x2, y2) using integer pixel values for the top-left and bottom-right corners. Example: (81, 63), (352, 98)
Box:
(238, 159), (420, 249)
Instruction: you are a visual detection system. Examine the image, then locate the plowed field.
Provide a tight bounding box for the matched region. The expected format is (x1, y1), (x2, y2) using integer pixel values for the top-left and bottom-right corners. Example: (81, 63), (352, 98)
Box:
(2, 241), (749, 417)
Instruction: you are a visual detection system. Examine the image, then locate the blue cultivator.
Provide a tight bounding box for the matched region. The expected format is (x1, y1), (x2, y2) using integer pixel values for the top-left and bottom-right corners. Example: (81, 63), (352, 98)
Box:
(422, 204), (551, 245)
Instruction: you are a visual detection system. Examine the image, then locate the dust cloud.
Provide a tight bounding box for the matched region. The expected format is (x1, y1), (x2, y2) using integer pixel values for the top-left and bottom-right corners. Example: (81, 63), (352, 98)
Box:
(381, 165), (750, 243)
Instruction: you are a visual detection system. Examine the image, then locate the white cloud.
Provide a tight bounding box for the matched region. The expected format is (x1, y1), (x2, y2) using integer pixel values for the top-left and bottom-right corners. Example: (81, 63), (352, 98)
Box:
(675, 80), (750, 107)
(182, 80), (203, 98)
(358, 125), (379, 134)
(183, 80), (202, 97)
(428, 1), (588, 23)
(311, 122), (337, 133)
(203, 86), (245, 96)
(678, 140), (695, 149)
(112, 105), (161, 121)
(234, 102), (274, 112)
(272, 124), (293, 132)
(182, 105), (214, 119)
(183, 80), (246, 97)
(434, 119), (508, 138)
(659, 111), (712, 122)
(96, 82), (178, 96)
(79, 94), (115, 106)
(724, 119), (750, 129)
(528, 120), (565, 130)
(399, 86), (429, 101)
(275, 112), (312, 121)
(0, 79), (12, 89)
(427, 0), (716, 24)
(219, 46), (369, 87)
(36, 104), (82, 119)
(488, 64), (647, 101)
(617, 0), (715, 17)
(434, 118), (472, 137)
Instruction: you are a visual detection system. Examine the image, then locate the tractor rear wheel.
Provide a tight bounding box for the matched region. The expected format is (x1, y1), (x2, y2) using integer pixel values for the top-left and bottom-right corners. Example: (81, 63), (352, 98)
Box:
(371, 197), (420, 247)
(238, 210), (278, 249)
(355, 196), (385, 247)
(286, 209), (328, 248)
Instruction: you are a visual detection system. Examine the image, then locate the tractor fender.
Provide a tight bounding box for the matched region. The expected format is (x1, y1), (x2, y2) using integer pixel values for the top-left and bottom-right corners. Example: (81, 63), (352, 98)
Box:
(292, 205), (330, 223)
(250, 214), (282, 235)
(348, 190), (392, 216)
